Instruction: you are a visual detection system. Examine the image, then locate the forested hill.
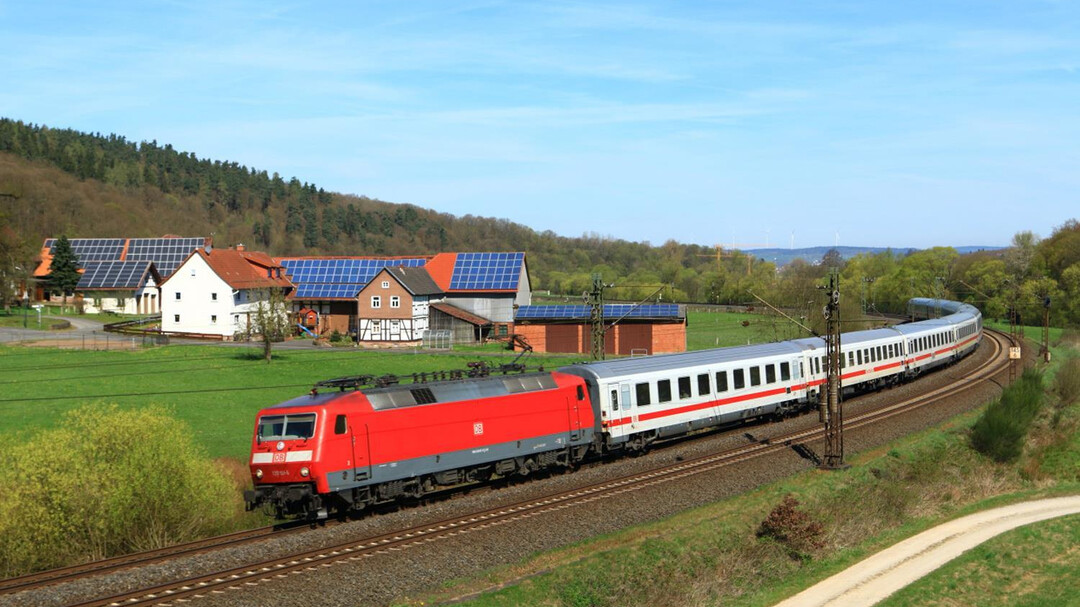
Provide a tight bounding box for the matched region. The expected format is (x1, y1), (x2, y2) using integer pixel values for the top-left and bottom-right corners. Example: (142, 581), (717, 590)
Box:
(0, 117), (776, 301)
(3, 118), (1079, 324)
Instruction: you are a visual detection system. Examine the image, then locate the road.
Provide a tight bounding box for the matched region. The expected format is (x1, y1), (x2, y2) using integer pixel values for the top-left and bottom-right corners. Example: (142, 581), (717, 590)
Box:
(772, 496), (1080, 607)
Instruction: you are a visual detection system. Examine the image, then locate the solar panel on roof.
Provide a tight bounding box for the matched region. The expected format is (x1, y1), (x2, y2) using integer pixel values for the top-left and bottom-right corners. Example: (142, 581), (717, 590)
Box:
(125, 237), (204, 276)
(449, 252), (523, 291)
(49, 238), (126, 262)
(294, 283), (361, 299)
(515, 304), (681, 321)
(281, 258), (427, 285)
(76, 261), (151, 290)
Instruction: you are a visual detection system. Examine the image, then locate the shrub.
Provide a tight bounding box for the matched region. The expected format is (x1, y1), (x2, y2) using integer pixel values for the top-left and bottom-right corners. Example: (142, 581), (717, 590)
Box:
(0, 404), (244, 576)
(756, 494), (824, 560)
(1054, 357), (1080, 407)
(971, 369), (1045, 463)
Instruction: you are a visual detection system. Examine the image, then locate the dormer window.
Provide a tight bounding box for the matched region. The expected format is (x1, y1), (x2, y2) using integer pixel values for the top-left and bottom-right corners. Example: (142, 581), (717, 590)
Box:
(267, 268), (273, 278)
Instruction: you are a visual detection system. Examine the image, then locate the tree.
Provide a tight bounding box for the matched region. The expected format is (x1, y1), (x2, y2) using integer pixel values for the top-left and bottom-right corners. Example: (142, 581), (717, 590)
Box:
(47, 235), (81, 311)
(245, 287), (292, 362)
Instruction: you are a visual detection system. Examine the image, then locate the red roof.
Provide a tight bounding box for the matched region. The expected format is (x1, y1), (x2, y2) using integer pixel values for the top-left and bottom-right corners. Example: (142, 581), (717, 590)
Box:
(163, 248), (292, 290)
(424, 253), (457, 291)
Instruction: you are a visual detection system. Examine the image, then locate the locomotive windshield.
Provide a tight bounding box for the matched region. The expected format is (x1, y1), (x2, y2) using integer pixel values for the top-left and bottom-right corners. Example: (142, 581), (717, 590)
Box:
(258, 413), (316, 441)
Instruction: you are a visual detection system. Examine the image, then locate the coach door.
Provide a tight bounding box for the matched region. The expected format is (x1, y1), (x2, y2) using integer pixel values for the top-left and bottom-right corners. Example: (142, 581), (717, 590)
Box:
(606, 383), (633, 434)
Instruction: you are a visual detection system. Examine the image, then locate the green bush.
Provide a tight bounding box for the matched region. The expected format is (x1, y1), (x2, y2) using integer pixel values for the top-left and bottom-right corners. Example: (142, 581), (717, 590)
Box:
(0, 404), (244, 576)
(970, 369), (1045, 463)
(1053, 357), (1080, 407)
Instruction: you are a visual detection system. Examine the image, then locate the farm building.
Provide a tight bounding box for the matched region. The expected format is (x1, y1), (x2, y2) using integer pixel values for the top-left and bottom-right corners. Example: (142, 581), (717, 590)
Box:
(159, 245), (292, 339)
(75, 261), (163, 314)
(278, 251), (531, 344)
(33, 236), (208, 311)
(513, 304), (687, 355)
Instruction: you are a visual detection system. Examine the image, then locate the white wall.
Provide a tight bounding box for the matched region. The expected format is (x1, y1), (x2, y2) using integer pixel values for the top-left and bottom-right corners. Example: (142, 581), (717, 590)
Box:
(160, 255), (273, 338)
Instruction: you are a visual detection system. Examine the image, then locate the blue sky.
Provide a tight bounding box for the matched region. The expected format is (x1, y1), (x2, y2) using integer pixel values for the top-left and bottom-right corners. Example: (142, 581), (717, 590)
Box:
(2, 1), (1078, 249)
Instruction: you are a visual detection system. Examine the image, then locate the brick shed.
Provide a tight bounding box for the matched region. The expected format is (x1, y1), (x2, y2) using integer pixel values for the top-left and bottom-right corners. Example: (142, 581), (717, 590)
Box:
(513, 304), (686, 355)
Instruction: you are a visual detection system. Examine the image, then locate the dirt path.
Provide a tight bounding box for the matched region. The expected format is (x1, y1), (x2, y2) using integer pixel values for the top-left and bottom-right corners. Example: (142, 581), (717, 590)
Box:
(773, 496), (1080, 607)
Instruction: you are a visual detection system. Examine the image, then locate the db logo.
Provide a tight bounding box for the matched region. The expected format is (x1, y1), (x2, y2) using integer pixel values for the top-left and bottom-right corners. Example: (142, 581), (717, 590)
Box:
(273, 452), (286, 463)
(473, 422), (484, 435)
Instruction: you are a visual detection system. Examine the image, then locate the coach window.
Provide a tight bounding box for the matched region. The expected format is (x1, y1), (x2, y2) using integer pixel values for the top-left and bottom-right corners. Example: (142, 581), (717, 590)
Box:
(658, 379), (673, 403)
(716, 371), (729, 392)
(878, 346), (884, 361)
(733, 369), (746, 390)
(697, 373), (711, 396)
(335, 414), (347, 435)
(848, 352), (855, 367)
(750, 367), (761, 387)
(610, 389), (618, 410)
(857, 350), (863, 365)
(780, 362), (791, 381)
(678, 377), (692, 399)
(635, 382), (651, 406)
(766, 364), (776, 384)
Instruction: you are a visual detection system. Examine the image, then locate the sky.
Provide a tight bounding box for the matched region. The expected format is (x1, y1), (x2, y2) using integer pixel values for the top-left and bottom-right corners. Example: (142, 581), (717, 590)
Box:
(1, 1), (1078, 250)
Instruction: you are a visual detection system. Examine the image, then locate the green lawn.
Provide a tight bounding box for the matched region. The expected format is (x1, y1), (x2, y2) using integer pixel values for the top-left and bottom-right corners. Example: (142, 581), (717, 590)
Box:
(686, 309), (807, 350)
(0, 344), (580, 462)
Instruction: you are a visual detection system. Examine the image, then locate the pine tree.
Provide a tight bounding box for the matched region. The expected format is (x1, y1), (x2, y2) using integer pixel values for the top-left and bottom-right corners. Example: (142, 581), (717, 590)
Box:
(47, 235), (81, 311)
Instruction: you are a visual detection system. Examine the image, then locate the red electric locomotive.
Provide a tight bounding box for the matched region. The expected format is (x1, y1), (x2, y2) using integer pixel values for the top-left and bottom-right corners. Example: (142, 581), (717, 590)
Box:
(245, 370), (597, 519)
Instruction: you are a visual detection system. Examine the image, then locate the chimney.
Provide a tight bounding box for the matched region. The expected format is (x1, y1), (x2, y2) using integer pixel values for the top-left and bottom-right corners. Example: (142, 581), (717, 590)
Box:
(203, 242), (212, 255)
(235, 243), (245, 252)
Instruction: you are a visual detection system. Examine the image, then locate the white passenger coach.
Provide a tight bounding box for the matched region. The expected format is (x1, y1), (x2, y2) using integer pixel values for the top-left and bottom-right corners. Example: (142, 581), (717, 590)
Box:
(561, 298), (982, 451)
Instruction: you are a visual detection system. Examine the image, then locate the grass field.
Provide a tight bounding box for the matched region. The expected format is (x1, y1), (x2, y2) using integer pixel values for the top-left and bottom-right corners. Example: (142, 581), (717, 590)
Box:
(0, 344), (582, 461)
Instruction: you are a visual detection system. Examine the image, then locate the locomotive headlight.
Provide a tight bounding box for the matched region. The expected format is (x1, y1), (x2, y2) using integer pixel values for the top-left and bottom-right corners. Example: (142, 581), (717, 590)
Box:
(255, 468), (263, 479)
(300, 467), (310, 477)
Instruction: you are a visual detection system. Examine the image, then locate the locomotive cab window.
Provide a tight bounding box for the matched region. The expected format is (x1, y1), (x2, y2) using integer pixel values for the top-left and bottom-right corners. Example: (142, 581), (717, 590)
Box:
(334, 414), (347, 435)
(577, 385), (585, 401)
(258, 413), (316, 441)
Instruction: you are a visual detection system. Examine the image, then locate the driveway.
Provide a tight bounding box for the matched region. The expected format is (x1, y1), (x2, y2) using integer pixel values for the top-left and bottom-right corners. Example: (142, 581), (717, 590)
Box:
(772, 496), (1080, 607)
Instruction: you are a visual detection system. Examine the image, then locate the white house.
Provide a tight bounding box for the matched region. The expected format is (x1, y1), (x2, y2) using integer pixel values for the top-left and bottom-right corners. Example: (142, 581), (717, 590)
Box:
(75, 260), (163, 315)
(159, 245), (292, 339)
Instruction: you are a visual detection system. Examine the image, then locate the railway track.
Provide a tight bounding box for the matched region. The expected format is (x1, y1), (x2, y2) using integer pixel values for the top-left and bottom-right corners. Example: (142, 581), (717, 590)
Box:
(0, 525), (302, 597)
(44, 329), (1011, 607)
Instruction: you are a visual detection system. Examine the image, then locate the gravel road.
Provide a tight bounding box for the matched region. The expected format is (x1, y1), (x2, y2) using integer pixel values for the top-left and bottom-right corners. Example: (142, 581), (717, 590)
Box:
(772, 496), (1080, 607)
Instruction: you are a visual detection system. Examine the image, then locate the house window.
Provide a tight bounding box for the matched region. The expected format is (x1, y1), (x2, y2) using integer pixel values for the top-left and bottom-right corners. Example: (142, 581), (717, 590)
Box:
(211, 292), (217, 301)
(234, 314), (239, 324)
(382, 281), (390, 288)
(390, 296), (400, 308)
(211, 315), (217, 324)
(371, 296), (381, 309)
(174, 314), (180, 322)
(175, 292), (181, 300)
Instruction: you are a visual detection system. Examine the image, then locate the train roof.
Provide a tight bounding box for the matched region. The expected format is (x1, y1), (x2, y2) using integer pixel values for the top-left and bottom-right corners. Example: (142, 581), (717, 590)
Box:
(559, 341), (806, 380)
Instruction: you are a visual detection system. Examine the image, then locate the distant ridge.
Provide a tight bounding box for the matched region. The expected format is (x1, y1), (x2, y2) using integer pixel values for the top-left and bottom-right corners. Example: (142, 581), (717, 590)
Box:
(743, 245), (1004, 267)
